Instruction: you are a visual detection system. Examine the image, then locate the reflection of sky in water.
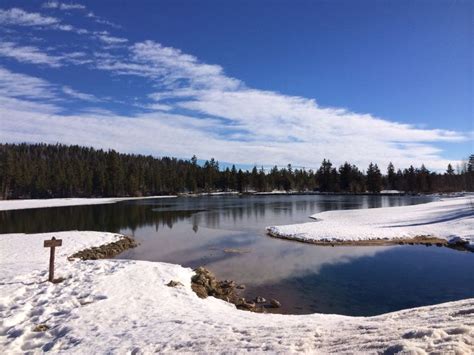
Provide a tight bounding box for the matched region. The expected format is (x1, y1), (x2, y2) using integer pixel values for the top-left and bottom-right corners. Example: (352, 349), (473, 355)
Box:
(117, 195), (474, 316)
(121, 223), (393, 285)
(120, 195), (434, 283)
(4, 194), (473, 316)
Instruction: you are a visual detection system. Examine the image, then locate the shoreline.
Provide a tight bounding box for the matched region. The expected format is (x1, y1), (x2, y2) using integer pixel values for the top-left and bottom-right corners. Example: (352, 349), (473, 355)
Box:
(68, 235), (138, 260)
(267, 230), (474, 252)
(0, 195), (177, 211)
(267, 230), (449, 247)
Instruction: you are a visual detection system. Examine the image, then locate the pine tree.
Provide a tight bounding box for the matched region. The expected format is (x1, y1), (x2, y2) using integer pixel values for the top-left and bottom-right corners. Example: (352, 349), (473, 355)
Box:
(366, 163), (382, 193)
(386, 162), (396, 190)
(446, 164), (455, 175)
(317, 159), (334, 192)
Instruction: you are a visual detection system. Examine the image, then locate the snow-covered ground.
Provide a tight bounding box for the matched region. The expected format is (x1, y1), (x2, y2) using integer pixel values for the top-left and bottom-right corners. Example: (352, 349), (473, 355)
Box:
(182, 191), (240, 196)
(380, 189), (402, 194)
(267, 196), (474, 247)
(1, 231), (473, 353)
(0, 196), (177, 211)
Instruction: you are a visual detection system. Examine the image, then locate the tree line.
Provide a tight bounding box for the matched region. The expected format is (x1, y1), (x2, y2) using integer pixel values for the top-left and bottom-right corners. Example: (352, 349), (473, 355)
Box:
(0, 143), (472, 199)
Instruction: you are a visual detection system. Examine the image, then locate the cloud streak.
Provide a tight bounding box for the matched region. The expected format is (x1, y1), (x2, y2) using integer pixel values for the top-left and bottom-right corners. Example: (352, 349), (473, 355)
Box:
(97, 34), (128, 45)
(0, 66), (55, 99)
(0, 8), (59, 26)
(0, 41), (63, 67)
(62, 86), (100, 102)
(42, 1), (86, 11)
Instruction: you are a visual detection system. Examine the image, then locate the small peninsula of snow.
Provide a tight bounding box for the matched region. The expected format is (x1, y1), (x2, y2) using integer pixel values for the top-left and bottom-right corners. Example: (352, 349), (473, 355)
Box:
(1, 231), (473, 353)
(267, 196), (474, 246)
(0, 195), (177, 211)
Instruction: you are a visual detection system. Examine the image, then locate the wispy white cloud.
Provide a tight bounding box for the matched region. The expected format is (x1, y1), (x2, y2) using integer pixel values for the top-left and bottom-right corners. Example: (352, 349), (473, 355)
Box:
(0, 41), (63, 67)
(132, 41), (242, 91)
(144, 103), (173, 111)
(54, 23), (88, 34)
(0, 66), (55, 99)
(41, 1), (120, 28)
(0, 67), (60, 114)
(0, 7), (59, 26)
(62, 86), (99, 102)
(0, 95), (60, 115)
(89, 40), (469, 170)
(87, 12), (121, 29)
(97, 34), (128, 45)
(0, 66), (99, 111)
(0, 7), (90, 35)
(0, 40), (96, 67)
(96, 40), (241, 92)
(60, 51), (93, 65)
(42, 1), (86, 11)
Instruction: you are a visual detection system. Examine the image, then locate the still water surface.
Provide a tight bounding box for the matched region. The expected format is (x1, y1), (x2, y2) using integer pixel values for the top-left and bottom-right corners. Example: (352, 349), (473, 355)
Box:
(1, 195), (473, 316)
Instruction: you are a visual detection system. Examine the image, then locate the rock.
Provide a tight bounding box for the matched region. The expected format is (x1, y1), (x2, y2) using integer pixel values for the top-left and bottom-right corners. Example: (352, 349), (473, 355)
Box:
(191, 273), (208, 286)
(236, 284), (246, 290)
(69, 236), (138, 260)
(191, 266), (238, 301)
(270, 299), (281, 308)
(236, 298), (256, 311)
(190, 266), (265, 312)
(448, 236), (469, 245)
(166, 280), (183, 288)
(255, 296), (266, 303)
(194, 266), (209, 275)
(191, 283), (208, 299)
(219, 280), (236, 289)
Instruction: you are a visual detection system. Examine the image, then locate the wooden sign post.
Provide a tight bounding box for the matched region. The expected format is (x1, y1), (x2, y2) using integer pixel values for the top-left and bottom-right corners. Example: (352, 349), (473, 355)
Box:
(44, 237), (62, 282)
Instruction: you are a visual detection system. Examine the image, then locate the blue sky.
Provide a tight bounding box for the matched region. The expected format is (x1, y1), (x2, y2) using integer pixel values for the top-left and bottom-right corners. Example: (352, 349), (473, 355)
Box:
(0, 0), (472, 171)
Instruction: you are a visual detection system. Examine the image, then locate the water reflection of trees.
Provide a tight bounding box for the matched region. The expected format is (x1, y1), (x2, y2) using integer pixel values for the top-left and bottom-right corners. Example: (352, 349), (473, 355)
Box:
(0, 195), (434, 234)
(0, 203), (196, 234)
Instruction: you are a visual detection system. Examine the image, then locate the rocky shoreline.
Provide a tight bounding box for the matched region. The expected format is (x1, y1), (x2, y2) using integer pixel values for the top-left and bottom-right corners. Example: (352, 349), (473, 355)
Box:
(68, 235), (138, 260)
(267, 231), (474, 252)
(187, 267), (281, 312)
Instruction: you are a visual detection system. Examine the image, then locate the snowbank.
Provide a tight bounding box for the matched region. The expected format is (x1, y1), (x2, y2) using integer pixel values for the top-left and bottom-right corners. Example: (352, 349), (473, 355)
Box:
(267, 196), (474, 244)
(1, 231), (473, 353)
(0, 196), (177, 211)
(380, 189), (402, 194)
(0, 231), (122, 283)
